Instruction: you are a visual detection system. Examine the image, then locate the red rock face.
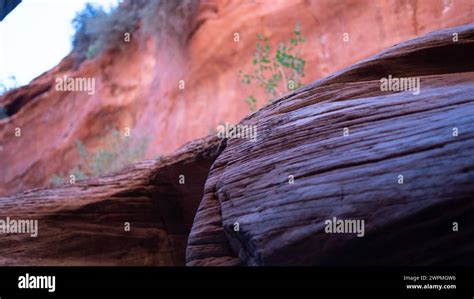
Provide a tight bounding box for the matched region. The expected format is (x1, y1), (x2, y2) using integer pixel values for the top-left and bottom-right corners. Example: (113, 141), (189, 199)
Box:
(1, 24), (473, 266)
(0, 0), (472, 196)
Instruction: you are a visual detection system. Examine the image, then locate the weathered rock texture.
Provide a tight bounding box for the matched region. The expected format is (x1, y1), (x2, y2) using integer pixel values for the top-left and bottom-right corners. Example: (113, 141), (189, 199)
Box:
(1, 0), (473, 196)
(186, 24), (474, 266)
(0, 24), (473, 266)
(0, 136), (223, 265)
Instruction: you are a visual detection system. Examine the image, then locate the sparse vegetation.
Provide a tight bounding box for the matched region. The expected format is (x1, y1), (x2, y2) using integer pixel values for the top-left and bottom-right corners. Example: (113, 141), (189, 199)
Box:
(71, 0), (199, 66)
(239, 22), (307, 112)
(71, 3), (107, 63)
(51, 128), (149, 186)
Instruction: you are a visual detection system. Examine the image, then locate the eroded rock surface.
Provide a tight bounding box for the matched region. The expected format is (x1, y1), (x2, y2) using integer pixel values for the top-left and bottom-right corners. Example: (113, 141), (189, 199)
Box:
(0, 24), (473, 266)
(186, 24), (474, 266)
(1, 0), (473, 196)
(0, 136), (223, 265)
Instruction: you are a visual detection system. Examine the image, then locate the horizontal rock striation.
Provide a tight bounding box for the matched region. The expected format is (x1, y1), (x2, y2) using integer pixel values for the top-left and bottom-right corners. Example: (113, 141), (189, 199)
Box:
(0, 136), (223, 265)
(1, 0), (473, 196)
(1, 24), (473, 266)
(186, 24), (474, 266)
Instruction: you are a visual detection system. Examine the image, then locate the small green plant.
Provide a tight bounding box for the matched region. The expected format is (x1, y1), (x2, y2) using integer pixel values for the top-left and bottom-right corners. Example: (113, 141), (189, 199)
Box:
(50, 175), (64, 187)
(51, 128), (150, 187)
(239, 22), (306, 112)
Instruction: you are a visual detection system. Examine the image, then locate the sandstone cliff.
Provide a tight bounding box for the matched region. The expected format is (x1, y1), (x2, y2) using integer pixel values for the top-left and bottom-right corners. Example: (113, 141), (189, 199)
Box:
(0, 24), (473, 266)
(1, 0), (473, 195)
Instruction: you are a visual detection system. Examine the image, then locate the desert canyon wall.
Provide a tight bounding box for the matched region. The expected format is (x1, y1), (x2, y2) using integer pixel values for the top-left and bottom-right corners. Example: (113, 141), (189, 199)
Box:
(1, 23), (473, 265)
(0, 0), (473, 195)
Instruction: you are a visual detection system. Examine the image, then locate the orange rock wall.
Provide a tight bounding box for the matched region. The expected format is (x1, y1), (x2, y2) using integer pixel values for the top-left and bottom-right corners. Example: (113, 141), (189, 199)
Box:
(0, 0), (472, 195)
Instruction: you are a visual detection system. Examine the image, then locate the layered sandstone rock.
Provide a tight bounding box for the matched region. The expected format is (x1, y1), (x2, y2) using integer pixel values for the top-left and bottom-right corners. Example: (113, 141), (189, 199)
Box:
(0, 24), (473, 266)
(0, 136), (224, 265)
(1, 0), (473, 196)
(186, 24), (474, 266)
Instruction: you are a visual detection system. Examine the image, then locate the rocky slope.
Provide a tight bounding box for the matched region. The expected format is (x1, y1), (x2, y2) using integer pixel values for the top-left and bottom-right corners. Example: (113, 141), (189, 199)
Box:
(0, 24), (473, 266)
(1, 0), (473, 196)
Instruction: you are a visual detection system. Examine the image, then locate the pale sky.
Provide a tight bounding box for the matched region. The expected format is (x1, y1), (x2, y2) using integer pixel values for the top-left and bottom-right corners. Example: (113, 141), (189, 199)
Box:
(0, 0), (119, 91)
